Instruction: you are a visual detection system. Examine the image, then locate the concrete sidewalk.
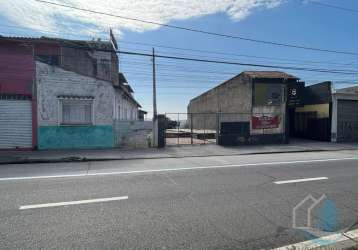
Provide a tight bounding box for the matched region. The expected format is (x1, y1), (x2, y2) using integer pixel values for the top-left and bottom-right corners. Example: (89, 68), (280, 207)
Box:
(1, 139), (358, 164)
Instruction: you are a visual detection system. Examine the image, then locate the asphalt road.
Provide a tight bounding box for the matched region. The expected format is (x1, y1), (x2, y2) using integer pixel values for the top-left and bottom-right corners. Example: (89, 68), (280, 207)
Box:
(1, 150), (358, 249)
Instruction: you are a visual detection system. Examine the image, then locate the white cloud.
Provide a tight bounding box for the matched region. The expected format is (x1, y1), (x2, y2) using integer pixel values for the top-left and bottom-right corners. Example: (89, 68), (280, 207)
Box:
(0, 0), (283, 38)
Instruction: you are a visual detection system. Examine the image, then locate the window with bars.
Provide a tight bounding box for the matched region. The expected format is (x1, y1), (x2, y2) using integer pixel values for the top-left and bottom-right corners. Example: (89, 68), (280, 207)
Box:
(60, 99), (93, 125)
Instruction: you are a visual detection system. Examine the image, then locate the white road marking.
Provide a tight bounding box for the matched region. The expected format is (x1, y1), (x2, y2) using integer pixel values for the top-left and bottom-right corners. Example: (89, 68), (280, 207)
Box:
(275, 228), (358, 250)
(1, 156), (358, 182)
(19, 196), (128, 210)
(274, 177), (328, 184)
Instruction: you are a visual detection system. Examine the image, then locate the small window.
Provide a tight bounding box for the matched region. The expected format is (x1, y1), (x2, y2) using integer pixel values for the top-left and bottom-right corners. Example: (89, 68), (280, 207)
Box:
(61, 99), (93, 125)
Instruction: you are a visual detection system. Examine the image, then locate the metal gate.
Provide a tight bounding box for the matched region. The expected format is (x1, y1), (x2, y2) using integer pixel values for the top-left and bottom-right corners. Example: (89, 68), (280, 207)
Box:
(337, 100), (358, 142)
(0, 99), (32, 149)
(164, 113), (218, 146)
(293, 111), (331, 141)
(162, 112), (284, 147)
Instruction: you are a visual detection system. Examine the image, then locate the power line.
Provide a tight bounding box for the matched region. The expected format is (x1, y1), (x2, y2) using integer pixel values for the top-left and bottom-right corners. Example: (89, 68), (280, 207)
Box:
(3, 23), (358, 68)
(118, 50), (358, 75)
(135, 85), (213, 89)
(121, 47), (351, 68)
(307, 0), (358, 13)
(19, 39), (358, 76)
(119, 41), (358, 67)
(4, 39), (358, 84)
(121, 49), (358, 73)
(121, 59), (358, 77)
(31, 41), (358, 75)
(123, 68), (235, 78)
(34, 0), (358, 56)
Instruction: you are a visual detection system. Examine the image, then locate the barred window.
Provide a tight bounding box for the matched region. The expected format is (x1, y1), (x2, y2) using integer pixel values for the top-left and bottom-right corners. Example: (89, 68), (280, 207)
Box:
(61, 99), (93, 125)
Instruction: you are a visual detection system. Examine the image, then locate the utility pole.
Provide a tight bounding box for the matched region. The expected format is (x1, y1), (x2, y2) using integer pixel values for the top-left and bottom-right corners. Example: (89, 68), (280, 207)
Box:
(152, 48), (157, 119)
(152, 48), (158, 147)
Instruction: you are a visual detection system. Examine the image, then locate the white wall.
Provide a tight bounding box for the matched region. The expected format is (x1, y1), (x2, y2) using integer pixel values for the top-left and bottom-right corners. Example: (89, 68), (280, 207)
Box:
(36, 61), (115, 126)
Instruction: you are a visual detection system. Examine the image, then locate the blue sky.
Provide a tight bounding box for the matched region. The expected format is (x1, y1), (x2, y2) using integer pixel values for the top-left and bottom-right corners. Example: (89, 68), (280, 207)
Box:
(1, 0), (358, 115)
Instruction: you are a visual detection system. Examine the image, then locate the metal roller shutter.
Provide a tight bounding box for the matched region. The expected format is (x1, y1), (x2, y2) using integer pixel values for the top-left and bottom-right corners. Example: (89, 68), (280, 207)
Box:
(0, 100), (32, 149)
(337, 100), (358, 142)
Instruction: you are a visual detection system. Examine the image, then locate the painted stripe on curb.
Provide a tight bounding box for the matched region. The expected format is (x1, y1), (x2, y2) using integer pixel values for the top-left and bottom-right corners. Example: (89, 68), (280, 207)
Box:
(274, 177), (328, 184)
(275, 228), (358, 250)
(1, 156), (358, 182)
(19, 196), (128, 210)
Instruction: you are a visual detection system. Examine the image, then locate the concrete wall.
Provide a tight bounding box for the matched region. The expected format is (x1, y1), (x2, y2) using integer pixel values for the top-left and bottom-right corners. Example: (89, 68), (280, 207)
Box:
(38, 125), (113, 149)
(188, 74), (252, 129)
(187, 74), (287, 144)
(36, 61), (115, 149)
(114, 120), (152, 148)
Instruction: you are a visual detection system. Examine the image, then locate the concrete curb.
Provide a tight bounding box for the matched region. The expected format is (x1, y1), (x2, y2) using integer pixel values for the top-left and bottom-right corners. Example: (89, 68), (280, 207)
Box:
(0, 148), (354, 165)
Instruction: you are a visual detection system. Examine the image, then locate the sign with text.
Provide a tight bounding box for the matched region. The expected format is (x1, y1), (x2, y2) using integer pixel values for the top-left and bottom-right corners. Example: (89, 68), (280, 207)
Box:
(252, 115), (280, 129)
(287, 82), (304, 107)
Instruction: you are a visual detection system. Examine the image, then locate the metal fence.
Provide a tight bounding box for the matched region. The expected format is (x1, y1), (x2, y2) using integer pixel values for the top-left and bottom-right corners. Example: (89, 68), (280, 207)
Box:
(164, 112), (284, 146)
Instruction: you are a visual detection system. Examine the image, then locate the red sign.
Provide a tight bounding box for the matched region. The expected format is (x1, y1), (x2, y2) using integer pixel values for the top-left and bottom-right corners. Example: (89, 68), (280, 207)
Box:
(252, 115), (280, 129)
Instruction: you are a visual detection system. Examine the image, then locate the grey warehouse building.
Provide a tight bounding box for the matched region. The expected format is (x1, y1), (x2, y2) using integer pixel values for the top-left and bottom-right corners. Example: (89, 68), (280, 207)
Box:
(187, 71), (303, 145)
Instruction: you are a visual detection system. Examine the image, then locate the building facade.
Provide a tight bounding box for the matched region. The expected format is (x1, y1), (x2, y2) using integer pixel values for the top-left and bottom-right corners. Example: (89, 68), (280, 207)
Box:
(188, 71), (300, 145)
(279, 81), (358, 143)
(290, 81), (332, 141)
(36, 61), (116, 149)
(0, 33), (142, 150)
